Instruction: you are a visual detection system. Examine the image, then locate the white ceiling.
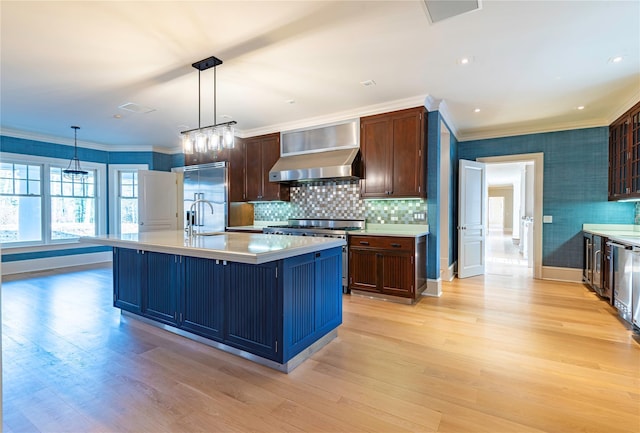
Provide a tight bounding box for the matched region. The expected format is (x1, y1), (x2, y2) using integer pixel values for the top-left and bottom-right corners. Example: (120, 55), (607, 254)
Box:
(1, 1), (639, 151)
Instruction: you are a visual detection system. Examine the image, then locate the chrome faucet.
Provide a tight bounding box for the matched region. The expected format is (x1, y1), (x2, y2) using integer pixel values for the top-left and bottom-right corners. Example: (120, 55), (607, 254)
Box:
(187, 199), (215, 239)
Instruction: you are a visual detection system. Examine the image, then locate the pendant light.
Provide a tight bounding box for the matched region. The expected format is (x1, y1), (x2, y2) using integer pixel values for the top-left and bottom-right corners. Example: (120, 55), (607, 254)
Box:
(63, 126), (89, 181)
(181, 55), (236, 154)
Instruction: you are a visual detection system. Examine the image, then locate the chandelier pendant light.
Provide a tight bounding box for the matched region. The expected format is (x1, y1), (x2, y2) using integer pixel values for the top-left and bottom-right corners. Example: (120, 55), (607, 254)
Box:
(63, 126), (89, 181)
(181, 55), (236, 154)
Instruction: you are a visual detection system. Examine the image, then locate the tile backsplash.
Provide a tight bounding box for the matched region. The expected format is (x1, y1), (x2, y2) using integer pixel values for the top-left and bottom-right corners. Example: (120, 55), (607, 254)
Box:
(253, 180), (427, 224)
(636, 202), (640, 225)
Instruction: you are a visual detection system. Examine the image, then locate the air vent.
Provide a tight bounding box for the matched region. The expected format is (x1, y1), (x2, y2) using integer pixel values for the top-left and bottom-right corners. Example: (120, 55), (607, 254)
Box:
(118, 102), (156, 114)
(423, 0), (481, 23)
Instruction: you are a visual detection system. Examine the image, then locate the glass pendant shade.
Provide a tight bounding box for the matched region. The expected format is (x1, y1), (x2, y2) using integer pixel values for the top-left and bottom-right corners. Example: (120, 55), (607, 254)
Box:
(195, 132), (207, 153)
(182, 134), (194, 154)
(223, 125), (235, 149)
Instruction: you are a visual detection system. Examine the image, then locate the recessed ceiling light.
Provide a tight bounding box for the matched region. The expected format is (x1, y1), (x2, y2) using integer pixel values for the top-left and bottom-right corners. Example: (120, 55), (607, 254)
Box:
(609, 56), (624, 63)
(285, 99), (296, 104)
(474, 108), (481, 113)
(360, 80), (376, 87)
(113, 114), (122, 119)
(576, 105), (585, 110)
(457, 57), (474, 65)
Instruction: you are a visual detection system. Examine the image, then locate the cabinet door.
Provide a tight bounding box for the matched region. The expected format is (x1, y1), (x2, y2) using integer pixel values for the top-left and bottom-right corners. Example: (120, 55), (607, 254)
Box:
(261, 134), (289, 201)
(380, 252), (414, 297)
(360, 115), (392, 197)
(225, 262), (280, 360)
(244, 137), (263, 201)
(113, 248), (145, 313)
(390, 108), (425, 197)
(609, 117), (629, 199)
(349, 247), (379, 292)
(181, 257), (224, 340)
(228, 140), (246, 202)
(143, 252), (179, 325)
(630, 107), (640, 196)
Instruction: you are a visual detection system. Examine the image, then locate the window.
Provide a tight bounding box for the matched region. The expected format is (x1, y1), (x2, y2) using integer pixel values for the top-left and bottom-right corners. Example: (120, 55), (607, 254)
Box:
(119, 171), (138, 234)
(108, 164), (147, 235)
(0, 153), (106, 248)
(0, 162), (43, 243)
(50, 167), (96, 239)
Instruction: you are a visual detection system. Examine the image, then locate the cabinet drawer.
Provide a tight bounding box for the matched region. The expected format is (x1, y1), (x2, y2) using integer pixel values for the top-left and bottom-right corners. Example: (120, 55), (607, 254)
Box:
(349, 236), (414, 251)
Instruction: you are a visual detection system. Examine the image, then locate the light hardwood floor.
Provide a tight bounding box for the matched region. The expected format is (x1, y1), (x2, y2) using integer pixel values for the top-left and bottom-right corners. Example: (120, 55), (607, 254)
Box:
(2, 264), (639, 432)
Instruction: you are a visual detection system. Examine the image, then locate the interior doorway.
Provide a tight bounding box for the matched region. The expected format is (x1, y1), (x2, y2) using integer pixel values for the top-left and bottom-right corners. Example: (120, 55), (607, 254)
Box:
(479, 153), (543, 279)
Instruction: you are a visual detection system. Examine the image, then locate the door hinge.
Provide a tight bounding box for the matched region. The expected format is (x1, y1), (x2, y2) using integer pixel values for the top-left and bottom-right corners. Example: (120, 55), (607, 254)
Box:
(275, 340), (278, 352)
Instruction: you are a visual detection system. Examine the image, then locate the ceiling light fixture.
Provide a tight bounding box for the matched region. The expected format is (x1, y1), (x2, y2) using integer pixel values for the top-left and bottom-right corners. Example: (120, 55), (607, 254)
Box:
(181, 55), (236, 154)
(577, 105), (585, 110)
(474, 108), (481, 113)
(63, 126), (89, 181)
(609, 56), (624, 63)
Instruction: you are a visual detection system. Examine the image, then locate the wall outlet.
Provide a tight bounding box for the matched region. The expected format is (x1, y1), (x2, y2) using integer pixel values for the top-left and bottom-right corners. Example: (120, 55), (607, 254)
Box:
(413, 212), (426, 221)
(543, 215), (553, 223)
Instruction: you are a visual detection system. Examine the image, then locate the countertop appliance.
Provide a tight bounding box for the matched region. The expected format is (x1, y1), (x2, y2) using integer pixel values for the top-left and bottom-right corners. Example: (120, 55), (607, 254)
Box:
(173, 162), (228, 233)
(263, 218), (365, 293)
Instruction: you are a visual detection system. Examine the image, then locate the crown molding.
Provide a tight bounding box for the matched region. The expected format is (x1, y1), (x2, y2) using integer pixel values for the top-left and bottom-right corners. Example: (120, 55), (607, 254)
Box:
(607, 89), (640, 124)
(239, 95), (429, 138)
(424, 96), (459, 139)
(0, 127), (184, 153)
(456, 117), (610, 142)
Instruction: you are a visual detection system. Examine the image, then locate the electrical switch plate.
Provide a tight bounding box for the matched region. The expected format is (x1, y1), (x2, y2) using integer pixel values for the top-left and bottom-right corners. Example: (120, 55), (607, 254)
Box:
(543, 215), (553, 223)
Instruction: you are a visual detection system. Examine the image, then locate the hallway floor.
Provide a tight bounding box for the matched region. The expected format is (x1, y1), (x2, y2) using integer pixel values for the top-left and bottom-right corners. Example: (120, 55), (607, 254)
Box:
(486, 230), (532, 278)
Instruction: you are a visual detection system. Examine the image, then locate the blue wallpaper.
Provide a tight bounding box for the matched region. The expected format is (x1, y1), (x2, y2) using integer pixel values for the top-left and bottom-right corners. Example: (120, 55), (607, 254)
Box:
(458, 127), (635, 269)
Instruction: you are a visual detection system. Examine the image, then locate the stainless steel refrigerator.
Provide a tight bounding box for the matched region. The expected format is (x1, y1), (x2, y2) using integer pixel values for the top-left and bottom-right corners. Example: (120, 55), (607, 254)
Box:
(173, 162), (228, 233)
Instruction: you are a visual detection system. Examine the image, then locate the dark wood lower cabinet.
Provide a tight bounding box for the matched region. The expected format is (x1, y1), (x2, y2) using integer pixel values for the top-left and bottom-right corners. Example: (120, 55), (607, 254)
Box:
(112, 246), (342, 365)
(349, 235), (427, 301)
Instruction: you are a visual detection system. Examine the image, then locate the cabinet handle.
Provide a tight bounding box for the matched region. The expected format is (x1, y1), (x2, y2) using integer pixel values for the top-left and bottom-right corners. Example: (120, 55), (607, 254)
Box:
(359, 241), (370, 245)
(390, 243), (402, 248)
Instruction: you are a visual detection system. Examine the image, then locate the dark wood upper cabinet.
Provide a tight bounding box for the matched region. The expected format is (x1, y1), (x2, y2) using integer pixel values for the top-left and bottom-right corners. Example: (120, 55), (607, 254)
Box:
(244, 133), (289, 202)
(228, 140), (245, 203)
(609, 100), (640, 201)
(360, 106), (426, 198)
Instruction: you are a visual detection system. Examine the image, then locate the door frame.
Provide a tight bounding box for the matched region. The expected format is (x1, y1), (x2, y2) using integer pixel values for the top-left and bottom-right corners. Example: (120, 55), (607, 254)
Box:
(478, 153), (543, 279)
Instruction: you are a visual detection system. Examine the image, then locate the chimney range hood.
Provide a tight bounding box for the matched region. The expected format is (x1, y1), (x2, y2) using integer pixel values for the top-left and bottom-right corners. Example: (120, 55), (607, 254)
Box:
(269, 119), (361, 183)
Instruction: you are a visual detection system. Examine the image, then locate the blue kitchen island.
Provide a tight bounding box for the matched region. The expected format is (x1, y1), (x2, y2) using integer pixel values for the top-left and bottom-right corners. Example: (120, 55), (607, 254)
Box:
(81, 231), (345, 372)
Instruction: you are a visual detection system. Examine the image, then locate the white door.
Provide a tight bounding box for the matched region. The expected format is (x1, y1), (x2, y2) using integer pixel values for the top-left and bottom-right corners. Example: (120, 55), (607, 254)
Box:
(138, 170), (178, 232)
(458, 160), (487, 278)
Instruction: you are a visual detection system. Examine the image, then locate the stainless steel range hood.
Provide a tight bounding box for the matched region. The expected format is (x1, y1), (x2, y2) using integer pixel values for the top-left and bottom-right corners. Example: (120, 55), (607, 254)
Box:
(269, 119), (361, 183)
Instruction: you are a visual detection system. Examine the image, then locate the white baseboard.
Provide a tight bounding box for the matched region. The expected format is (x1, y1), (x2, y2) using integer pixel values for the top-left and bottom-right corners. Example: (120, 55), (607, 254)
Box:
(439, 261), (456, 282)
(1, 252), (112, 275)
(541, 266), (582, 283)
(423, 278), (442, 297)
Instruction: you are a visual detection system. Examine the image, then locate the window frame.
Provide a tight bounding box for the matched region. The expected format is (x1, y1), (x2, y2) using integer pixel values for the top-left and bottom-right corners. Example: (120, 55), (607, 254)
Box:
(0, 152), (107, 249)
(108, 164), (148, 235)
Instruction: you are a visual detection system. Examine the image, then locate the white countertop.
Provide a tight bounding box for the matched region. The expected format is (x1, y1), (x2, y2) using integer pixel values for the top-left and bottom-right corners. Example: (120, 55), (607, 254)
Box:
(350, 224), (429, 238)
(582, 224), (640, 248)
(80, 231), (345, 265)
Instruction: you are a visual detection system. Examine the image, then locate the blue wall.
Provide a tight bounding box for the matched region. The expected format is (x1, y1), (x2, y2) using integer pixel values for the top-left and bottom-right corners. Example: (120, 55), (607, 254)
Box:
(458, 127), (635, 269)
(0, 134), (184, 263)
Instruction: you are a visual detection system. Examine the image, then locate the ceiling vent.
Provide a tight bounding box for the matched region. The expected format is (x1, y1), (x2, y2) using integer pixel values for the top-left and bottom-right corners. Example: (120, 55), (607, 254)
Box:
(423, 0), (481, 23)
(118, 102), (156, 114)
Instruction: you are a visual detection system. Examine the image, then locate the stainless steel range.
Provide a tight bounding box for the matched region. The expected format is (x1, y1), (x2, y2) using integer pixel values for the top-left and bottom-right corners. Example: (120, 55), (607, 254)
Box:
(263, 218), (365, 293)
